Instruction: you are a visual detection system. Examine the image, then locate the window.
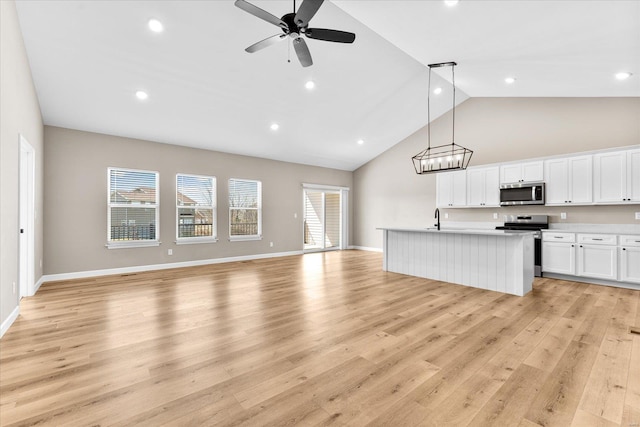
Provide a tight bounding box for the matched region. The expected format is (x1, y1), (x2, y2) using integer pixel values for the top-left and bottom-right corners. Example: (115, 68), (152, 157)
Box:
(229, 178), (262, 241)
(107, 168), (159, 248)
(176, 174), (216, 243)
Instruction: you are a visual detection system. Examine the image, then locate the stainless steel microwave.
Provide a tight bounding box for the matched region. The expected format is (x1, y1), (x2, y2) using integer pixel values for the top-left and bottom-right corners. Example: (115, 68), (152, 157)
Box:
(499, 182), (545, 206)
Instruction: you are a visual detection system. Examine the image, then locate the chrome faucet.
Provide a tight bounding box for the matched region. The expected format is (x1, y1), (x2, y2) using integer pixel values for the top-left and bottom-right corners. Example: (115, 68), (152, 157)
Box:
(434, 208), (440, 230)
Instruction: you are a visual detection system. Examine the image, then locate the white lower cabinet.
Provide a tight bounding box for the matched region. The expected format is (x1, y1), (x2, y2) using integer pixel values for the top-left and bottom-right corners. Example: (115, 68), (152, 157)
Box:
(577, 244), (617, 280)
(542, 231), (640, 287)
(620, 247), (640, 284)
(620, 235), (640, 284)
(542, 241), (576, 275)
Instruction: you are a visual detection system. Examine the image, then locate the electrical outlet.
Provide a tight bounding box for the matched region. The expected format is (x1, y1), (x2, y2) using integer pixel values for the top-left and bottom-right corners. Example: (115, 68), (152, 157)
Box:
(270, 242), (274, 247)
(444, 213), (449, 219)
(40, 259), (43, 268)
(636, 212), (640, 220)
(561, 212), (567, 220)
(294, 213), (297, 219)
(168, 249), (173, 255)
(493, 213), (498, 220)
(12, 282), (16, 294)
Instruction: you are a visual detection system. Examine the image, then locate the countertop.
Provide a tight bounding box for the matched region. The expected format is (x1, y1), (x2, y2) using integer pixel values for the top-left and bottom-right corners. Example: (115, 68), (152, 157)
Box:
(377, 227), (536, 237)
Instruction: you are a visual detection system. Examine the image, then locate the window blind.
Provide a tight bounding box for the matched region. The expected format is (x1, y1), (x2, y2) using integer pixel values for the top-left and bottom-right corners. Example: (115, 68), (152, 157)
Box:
(229, 178), (262, 238)
(108, 168), (158, 243)
(176, 174), (216, 240)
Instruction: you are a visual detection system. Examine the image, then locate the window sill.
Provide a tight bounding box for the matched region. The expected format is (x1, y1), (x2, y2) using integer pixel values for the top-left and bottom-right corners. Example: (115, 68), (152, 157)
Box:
(229, 235), (262, 242)
(175, 238), (218, 245)
(106, 241), (161, 249)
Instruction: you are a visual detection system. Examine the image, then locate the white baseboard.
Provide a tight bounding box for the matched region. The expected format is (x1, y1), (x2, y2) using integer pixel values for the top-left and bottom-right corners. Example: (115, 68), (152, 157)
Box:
(349, 245), (383, 253)
(542, 273), (640, 291)
(33, 275), (45, 295)
(1, 306), (20, 339)
(40, 250), (304, 284)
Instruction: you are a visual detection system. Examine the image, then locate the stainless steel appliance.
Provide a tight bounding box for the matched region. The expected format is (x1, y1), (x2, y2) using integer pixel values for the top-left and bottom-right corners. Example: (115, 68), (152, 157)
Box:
(495, 214), (548, 277)
(499, 182), (545, 206)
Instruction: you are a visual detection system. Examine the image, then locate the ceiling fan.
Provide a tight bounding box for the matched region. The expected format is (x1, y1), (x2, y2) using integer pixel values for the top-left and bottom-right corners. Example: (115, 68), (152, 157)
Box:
(234, 0), (356, 67)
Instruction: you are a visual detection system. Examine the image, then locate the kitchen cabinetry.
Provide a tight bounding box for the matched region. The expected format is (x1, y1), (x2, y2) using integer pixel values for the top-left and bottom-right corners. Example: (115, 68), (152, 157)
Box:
(500, 161), (543, 184)
(593, 149), (640, 204)
(436, 170), (467, 207)
(620, 235), (640, 284)
(542, 232), (576, 275)
(544, 155), (592, 205)
(466, 167), (499, 207)
(576, 234), (617, 280)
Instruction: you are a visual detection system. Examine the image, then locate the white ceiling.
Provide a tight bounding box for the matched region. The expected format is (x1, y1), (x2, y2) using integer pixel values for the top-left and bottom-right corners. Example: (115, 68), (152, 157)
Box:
(14, 1), (640, 171)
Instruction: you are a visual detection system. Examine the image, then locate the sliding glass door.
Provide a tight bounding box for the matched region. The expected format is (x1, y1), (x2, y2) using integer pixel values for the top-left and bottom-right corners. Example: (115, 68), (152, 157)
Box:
(303, 189), (341, 251)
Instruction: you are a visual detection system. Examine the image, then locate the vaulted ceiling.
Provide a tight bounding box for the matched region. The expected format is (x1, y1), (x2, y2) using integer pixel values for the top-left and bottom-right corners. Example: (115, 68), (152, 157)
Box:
(14, 1), (639, 170)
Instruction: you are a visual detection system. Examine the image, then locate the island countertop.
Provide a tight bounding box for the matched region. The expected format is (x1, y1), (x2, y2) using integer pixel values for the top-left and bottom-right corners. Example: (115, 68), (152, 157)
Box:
(377, 227), (537, 237)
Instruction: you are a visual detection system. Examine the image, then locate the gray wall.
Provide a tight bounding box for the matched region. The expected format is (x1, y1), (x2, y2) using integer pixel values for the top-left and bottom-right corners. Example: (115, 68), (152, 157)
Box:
(43, 126), (352, 275)
(353, 97), (640, 249)
(1, 1), (44, 330)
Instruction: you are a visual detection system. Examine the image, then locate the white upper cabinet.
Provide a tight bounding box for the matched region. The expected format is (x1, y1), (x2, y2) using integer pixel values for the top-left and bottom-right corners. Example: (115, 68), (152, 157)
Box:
(436, 170), (467, 208)
(544, 155), (592, 205)
(594, 149), (640, 204)
(628, 149), (640, 202)
(500, 161), (543, 184)
(466, 167), (500, 207)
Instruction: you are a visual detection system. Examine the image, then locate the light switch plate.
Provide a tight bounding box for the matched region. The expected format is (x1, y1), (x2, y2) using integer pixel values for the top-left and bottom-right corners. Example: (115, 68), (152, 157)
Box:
(636, 212), (640, 220)
(561, 212), (567, 220)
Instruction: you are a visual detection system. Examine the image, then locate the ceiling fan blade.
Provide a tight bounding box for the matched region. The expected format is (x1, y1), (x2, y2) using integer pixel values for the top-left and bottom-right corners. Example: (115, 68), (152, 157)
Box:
(293, 37), (313, 67)
(305, 28), (356, 43)
(235, 0), (287, 29)
(245, 34), (286, 53)
(294, 0), (324, 27)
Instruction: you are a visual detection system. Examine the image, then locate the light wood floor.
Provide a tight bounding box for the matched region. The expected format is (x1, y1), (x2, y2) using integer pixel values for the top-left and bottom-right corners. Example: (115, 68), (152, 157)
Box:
(1, 250), (639, 426)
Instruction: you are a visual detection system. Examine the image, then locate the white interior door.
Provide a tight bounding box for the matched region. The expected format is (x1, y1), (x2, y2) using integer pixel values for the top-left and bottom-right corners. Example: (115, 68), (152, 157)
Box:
(19, 135), (35, 298)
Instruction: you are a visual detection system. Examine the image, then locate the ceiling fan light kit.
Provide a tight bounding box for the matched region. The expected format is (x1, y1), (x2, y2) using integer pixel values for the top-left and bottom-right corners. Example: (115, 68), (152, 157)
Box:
(235, 0), (356, 67)
(412, 61), (473, 175)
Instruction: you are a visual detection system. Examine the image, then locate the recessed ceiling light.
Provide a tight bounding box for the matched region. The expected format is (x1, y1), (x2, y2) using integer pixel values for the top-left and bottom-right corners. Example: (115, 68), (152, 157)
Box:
(305, 80), (315, 90)
(444, 0), (459, 6)
(433, 87), (443, 95)
(505, 77), (516, 84)
(357, 139), (364, 145)
(148, 19), (164, 33)
(270, 123), (279, 131)
(135, 90), (148, 100)
(615, 72), (632, 80)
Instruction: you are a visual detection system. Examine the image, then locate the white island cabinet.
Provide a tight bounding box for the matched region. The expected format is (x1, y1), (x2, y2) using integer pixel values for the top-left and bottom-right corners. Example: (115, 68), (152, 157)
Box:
(379, 228), (535, 296)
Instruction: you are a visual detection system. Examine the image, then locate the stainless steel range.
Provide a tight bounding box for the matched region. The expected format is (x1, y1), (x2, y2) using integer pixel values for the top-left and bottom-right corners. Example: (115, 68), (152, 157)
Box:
(495, 215), (549, 277)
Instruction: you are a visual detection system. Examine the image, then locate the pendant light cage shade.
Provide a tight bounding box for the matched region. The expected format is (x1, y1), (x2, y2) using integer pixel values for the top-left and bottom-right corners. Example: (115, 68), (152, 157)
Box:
(412, 143), (473, 174)
(413, 61), (473, 175)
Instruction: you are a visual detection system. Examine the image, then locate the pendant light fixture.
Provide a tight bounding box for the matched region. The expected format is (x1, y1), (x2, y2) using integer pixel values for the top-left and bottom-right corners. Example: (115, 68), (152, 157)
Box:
(412, 62), (473, 174)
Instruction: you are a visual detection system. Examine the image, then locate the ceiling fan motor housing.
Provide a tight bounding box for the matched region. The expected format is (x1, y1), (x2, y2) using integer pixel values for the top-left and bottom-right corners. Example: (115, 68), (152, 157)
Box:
(281, 12), (304, 36)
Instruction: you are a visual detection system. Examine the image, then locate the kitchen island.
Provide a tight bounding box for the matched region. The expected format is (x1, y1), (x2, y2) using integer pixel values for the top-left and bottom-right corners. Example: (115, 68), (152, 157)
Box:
(379, 228), (535, 296)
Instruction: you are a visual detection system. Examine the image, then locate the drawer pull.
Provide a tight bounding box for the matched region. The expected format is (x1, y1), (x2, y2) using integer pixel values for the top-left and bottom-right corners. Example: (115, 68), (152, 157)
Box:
(554, 236), (563, 239)
(591, 238), (603, 241)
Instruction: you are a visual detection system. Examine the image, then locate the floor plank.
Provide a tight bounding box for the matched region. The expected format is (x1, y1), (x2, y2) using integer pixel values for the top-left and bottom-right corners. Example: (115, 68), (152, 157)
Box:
(1, 250), (638, 426)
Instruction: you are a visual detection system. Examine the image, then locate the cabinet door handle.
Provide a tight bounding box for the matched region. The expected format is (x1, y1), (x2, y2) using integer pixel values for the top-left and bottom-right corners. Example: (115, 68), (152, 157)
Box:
(571, 244), (574, 247)
(623, 248), (626, 251)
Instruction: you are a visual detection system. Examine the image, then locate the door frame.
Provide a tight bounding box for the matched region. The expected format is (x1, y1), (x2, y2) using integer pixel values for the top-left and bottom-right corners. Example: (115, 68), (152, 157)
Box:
(19, 134), (36, 298)
(302, 183), (349, 253)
